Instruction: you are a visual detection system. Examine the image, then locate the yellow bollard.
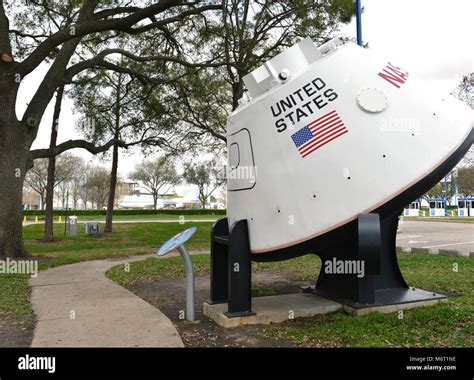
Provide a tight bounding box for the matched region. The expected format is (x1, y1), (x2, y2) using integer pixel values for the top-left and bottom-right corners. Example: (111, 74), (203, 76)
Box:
(58, 215), (62, 223)
(23, 216), (26, 225)
(35, 215), (38, 224)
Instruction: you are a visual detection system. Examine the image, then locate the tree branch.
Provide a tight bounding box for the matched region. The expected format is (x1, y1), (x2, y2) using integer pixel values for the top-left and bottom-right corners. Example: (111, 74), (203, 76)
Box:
(8, 29), (50, 40)
(64, 48), (228, 83)
(18, 1), (220, 76)
(94, 6), (141, 19)
(28, 138), (126, 160)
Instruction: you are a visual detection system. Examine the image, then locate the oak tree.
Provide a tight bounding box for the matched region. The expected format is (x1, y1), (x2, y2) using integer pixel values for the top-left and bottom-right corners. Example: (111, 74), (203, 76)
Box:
(0, 0), (220, 257)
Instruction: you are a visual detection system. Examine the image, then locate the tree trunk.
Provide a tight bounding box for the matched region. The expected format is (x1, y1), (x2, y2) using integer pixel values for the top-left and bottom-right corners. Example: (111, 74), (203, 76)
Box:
(104, 140), (119, 233)
(0, 143), (30, 258)
(44, 86), (64, 242)
(0, 62), (30, 257)
(0, 82), (30, 257)
(61, 192), (67, 208)
(232, 79), (244, 111)
(40, 192), (45, 209)
(199, 192), (207, 209)
(82, 190), (87, 210)
(153, 193), (158, 210)
(105, 75), (122, 233)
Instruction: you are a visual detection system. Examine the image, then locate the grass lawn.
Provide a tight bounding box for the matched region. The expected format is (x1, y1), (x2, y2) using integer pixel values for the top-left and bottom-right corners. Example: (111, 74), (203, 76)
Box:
(107, 252), (474, 347)
(0, 222), (213, 321)
(0, 273), (33, 317)
(23, 222), (212, 266)
(2, 221), (472, 347)
(421, 216), (474, 222)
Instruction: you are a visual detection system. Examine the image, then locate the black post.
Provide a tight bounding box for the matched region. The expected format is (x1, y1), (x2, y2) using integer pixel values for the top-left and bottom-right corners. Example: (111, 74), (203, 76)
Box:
(225, 219), (255, 317)
(315, 213), (382, 306)
(356, 213), (381, 304)
(209, 218), (229, 304)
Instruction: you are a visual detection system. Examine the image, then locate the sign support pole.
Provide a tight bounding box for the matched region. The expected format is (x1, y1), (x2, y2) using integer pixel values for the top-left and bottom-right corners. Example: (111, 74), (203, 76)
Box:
(356, 0), (363, 46)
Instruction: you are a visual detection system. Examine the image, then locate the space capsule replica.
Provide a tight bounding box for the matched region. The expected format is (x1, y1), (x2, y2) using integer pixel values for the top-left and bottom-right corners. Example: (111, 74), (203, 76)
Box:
(209, 36), (473, 315)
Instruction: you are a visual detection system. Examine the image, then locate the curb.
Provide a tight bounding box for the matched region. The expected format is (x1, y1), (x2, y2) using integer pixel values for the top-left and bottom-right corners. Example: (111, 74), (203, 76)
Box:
(409, 248), (430, 254)
(401, 217), (474, 224)
(397, 247), (472, 258)
(438, 249), (460, 257)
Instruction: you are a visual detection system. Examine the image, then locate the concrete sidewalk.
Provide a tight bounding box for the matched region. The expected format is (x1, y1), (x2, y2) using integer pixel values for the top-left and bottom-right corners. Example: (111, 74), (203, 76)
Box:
(29, 256), (183, 347)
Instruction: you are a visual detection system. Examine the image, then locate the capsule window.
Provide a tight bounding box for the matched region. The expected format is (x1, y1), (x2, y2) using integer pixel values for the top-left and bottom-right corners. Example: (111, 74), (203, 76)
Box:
(227, 128), (256, 191)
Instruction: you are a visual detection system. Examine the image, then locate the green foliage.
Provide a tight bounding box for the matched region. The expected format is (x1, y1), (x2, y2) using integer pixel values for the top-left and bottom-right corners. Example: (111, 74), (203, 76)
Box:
(457, 166), (474, 197)
(130, 157), (180, 210)
(137, 0), (357, 145)
(422, 174), (457, 204)
(183, 159), (225, 208)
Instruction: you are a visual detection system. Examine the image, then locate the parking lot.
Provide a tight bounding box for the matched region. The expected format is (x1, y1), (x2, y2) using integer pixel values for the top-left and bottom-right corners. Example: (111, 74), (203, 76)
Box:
(396, 220), (474, 256)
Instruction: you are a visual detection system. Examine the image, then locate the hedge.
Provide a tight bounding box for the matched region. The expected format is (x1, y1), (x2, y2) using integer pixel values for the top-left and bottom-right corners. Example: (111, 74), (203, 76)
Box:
(23, 209), (226, 216)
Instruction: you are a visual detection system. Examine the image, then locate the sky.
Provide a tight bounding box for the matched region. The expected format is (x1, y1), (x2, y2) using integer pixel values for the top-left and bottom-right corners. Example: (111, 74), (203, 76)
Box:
(19, 0), (473, 179)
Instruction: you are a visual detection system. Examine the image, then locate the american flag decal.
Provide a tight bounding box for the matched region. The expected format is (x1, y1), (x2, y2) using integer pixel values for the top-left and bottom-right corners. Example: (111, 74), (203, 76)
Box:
(291, 110), (348, 158)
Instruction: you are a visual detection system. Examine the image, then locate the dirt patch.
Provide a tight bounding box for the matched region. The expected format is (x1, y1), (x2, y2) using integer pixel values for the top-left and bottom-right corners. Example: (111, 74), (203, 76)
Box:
(127, 270), (313, 347)
(0, 315), (35, 347)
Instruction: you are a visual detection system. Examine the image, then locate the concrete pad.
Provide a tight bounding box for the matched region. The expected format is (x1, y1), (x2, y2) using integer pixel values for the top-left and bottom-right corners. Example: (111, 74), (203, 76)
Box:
(30, 255), (183, 347)
(342, 298), (447, 316)
(203, 293), (342, 328)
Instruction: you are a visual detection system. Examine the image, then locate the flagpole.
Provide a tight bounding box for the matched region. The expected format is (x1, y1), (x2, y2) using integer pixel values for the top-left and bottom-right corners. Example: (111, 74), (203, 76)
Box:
(356, 0), (363, 46)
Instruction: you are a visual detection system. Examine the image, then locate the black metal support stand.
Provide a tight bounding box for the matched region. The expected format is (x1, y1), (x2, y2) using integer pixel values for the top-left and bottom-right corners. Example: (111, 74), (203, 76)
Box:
(210, 218), (255, 317)
(209, 218), (228, 304)
(313, 210), (447, 308)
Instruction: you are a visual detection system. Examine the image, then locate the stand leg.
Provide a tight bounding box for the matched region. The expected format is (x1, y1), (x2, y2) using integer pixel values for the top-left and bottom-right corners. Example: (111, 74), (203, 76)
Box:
(314, 210), (446, 308)
(177, 245), (195, 321)
(225, 219), (255, 317)
(209, 218), (229, 304)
